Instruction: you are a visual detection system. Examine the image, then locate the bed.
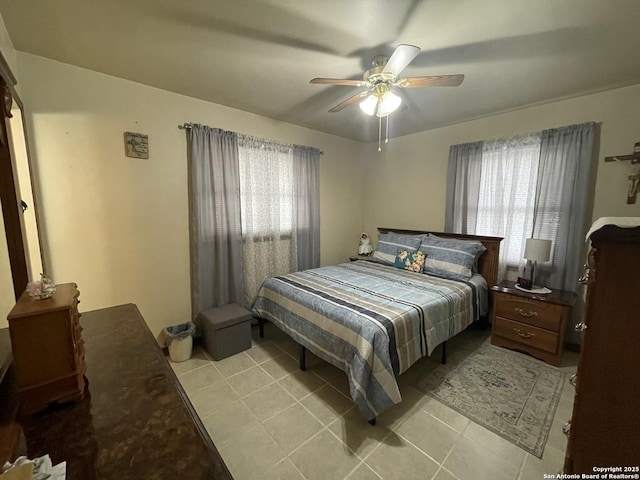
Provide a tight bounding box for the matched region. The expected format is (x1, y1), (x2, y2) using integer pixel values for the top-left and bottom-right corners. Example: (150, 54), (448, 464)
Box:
(252, 228), (502, 422)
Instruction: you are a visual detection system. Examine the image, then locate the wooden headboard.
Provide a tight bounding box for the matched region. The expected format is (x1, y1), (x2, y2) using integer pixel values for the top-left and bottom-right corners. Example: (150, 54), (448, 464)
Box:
(377, 228), (503, 287)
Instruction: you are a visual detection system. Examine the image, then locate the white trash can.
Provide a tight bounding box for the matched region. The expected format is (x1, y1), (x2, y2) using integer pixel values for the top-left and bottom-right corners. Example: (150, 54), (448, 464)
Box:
(163, 322), (196, 362)
(168, 335), (193, 362)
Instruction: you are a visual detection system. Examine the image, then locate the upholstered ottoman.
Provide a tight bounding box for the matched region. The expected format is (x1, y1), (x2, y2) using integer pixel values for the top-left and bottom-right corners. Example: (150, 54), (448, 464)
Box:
(198, 303), (252, 361)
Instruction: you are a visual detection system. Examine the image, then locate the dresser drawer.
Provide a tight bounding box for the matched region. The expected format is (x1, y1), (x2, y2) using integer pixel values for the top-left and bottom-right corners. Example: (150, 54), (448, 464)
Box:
(495, 295), (562, 331)
(493, 316), (560, 354)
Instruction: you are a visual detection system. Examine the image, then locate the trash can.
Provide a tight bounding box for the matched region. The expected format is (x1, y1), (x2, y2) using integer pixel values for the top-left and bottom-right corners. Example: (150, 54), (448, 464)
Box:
(163, 322), (196, 362)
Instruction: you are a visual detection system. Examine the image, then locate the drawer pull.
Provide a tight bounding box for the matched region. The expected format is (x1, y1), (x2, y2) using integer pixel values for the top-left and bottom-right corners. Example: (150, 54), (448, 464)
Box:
(569, 374), (577, 387)
(574, 321), (587, 332)
(513, 328), (536, 339)
(514, 307), (538, 318)
(562, 421), (571, 437)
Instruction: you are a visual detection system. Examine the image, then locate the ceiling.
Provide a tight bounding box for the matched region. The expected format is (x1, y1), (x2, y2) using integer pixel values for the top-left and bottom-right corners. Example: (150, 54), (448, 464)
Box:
(1, 0), (639, 143)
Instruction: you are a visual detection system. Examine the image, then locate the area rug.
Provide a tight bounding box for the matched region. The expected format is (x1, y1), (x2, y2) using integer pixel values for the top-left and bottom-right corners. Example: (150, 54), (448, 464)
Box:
(415, 342), (565, 457)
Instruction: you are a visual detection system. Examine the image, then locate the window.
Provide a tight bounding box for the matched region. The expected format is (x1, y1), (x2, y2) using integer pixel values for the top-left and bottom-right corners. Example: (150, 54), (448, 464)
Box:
(238, 144), (294, 240)
(474, 135), (541, 278)
(447, 123), (595, 292)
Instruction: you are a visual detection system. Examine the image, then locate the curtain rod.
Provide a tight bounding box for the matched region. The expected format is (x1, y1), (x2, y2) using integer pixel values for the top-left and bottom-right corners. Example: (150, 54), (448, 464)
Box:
(177, 123), (324, 154)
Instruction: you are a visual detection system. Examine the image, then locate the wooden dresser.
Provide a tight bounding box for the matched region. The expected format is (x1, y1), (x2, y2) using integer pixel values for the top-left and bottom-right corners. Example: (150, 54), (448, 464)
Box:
(491, 280), (576, 366)
(563, 224), (640, 473)
(15, 303), (233, 479)
(7, 283), (85, 415)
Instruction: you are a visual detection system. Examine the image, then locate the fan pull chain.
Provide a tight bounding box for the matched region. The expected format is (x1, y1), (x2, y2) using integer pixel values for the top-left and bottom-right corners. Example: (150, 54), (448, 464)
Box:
(378, 116), (382, 152)
(385, 116), (389, 144)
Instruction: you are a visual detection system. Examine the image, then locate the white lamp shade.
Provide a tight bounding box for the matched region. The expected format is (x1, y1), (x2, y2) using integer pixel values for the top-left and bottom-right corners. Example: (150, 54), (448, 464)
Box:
(359, 90), (402, 117)
(524, 238), (552, 262)
(359, 94), (378, 116)
(376, 91), (401, 117)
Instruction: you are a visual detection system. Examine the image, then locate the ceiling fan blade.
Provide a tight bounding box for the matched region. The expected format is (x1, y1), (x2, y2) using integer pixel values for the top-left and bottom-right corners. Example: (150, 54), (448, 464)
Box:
(399, 74), (465, 88)
(382, 44), (421, 76)
(310, 78), (365, 87)
(328, 91), (368, 113)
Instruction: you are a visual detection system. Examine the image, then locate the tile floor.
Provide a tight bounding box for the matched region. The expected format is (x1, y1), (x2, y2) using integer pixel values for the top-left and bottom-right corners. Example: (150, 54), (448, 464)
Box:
(171, 323), (578, 480)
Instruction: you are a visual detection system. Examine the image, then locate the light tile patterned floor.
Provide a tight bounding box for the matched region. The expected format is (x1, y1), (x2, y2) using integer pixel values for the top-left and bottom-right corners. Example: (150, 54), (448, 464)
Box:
(171, 323), (578, 480)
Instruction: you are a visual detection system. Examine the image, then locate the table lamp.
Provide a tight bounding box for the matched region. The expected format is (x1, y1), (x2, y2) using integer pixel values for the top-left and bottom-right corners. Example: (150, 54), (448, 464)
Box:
(524, 238), (552, 289)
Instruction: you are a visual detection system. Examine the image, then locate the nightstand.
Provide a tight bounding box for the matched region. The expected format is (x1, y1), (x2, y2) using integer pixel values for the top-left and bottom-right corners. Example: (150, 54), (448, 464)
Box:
(490, 280), (576, 366)
(349, 254), (372, 261)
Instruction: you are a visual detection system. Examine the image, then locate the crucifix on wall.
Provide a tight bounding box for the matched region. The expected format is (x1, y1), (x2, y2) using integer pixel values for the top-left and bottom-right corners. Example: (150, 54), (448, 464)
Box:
(604, 142), (640, 204)
(628, 171), (640, 204)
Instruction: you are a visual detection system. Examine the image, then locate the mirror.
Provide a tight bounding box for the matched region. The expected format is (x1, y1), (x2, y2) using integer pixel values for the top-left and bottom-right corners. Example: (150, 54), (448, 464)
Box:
(0, 78), (45, 327)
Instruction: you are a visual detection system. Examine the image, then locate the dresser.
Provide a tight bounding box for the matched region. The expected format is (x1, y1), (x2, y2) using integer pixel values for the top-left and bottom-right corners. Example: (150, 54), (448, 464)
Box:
(491, 281), (576, 366)
(563, 223), (640, 474)
(7, 283), (85, 415)
(16, 303), (233, 479)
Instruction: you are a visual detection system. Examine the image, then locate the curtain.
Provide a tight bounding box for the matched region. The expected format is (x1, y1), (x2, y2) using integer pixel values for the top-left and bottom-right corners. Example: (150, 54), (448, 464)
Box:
(188, 125), (321, 310)
(238, 136), (296, 307)
(187, 125), (244, 319)
(293, 146), (321, 271)
(475, 134), (541, 281)
(532, 122), (596, 291)
(445, 122), (595, 290)
(445, 142), (484, 233)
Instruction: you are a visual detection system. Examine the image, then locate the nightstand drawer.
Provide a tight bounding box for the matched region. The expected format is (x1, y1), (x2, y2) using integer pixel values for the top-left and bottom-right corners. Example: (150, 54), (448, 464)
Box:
(495, 296), (562, 331)
(493, 317), (559, 354)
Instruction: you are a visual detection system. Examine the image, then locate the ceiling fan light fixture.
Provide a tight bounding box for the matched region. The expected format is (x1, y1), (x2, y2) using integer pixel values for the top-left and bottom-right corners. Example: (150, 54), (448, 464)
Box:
(359, 94), (378, 116)
(376, 90), (401, 117)
(359, 88), (402, 117)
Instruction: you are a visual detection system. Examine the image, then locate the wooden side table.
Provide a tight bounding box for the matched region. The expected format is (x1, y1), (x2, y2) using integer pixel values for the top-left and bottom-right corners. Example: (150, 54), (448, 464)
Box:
(491, 280), (576, 366)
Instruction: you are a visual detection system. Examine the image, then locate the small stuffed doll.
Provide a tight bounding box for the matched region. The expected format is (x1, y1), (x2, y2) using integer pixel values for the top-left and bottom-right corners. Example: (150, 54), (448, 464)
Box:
(358, 232), (373, 255)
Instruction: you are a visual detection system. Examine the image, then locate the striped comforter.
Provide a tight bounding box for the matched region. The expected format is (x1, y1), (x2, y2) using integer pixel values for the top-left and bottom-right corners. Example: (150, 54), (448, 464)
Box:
(252, 260), (488, 420)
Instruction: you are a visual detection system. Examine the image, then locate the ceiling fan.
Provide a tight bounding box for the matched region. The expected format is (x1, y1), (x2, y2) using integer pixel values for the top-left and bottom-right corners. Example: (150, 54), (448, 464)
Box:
(310, 44), (464, 118)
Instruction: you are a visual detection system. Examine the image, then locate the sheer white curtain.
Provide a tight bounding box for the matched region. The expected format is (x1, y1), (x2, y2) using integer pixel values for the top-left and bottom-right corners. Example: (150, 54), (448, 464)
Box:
(475, 134), (541, 281)
(237, 137), (321, 306)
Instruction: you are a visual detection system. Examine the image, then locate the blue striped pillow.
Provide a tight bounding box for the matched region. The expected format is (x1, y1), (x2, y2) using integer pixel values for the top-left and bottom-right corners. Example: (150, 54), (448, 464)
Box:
(372, 233), (422, 266)
(419, 236), (486, 281)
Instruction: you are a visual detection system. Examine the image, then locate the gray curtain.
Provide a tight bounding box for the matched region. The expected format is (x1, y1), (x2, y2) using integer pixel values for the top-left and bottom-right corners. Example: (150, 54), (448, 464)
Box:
(532, 122), (596, 291)
(187, 124), (244, 319)
(445, 141), (484, 233)
(293, 146), (321, 270)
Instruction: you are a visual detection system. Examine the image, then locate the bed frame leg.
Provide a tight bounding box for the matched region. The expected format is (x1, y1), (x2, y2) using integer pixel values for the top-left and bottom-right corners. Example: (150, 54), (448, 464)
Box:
(441, 341), (447, 365)
(299, 345), (306, 371)
(368, 418), (376, 426)
(258, 318), (264, 338)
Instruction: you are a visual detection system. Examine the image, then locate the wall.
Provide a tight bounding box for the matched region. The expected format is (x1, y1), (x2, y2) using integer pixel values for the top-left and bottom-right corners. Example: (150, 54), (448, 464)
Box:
(16, 53), (365, 337)
(364, 83), (640, 237)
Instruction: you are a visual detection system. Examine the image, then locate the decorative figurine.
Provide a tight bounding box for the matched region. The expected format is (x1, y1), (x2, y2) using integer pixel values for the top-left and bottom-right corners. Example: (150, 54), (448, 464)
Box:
(358, 232), (373, 255)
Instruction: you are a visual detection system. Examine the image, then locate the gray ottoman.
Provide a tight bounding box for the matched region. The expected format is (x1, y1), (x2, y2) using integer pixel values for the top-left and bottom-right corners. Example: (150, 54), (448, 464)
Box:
(198, 303), (252, 361)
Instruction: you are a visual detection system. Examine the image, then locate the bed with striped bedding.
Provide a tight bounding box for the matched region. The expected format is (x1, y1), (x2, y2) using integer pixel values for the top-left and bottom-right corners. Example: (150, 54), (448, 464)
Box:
(252, 260), (488, 421)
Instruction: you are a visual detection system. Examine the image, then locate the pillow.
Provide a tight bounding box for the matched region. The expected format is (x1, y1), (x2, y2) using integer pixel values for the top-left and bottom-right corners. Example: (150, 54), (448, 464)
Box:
(418, 236), (486, 281)
(428, 234), (486, 273)
(372, 232), (422, 266)
(394, 249), (426, 273)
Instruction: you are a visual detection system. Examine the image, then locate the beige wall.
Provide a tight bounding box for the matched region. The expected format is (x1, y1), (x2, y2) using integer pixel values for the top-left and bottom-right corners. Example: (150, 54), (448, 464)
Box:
(16, 53), (365, 337)
(363, 83), (640, 238)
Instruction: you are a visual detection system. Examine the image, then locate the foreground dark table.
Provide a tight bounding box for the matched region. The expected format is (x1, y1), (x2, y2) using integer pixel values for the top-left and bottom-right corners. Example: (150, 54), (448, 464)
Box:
(16, 304), (233, 479)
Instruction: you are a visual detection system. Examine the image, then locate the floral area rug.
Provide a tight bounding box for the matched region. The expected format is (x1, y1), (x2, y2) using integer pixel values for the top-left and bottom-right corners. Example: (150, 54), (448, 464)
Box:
(415, 342), (565, 457)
